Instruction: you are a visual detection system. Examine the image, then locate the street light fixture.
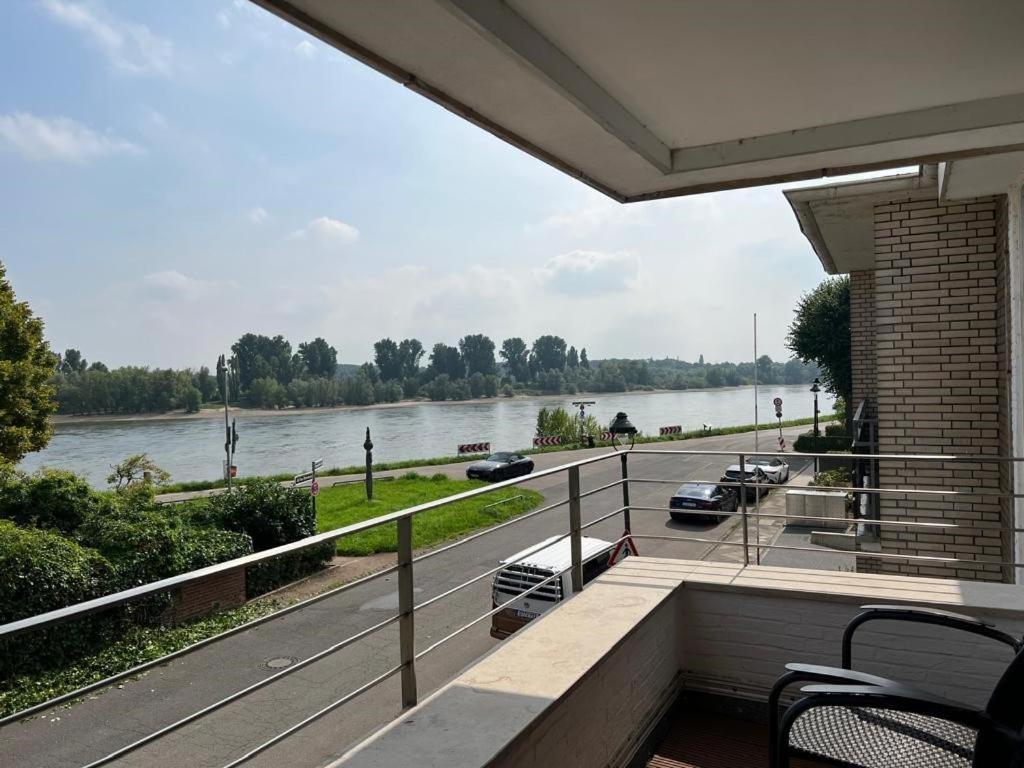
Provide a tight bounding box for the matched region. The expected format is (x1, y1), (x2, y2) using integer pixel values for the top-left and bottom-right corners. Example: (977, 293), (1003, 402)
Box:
(609, 412), (637, 451)
(810, 377), (821, 438)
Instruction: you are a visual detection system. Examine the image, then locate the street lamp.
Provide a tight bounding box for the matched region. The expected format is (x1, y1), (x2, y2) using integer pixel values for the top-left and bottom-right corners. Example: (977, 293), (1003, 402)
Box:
(609, 412), (637, 451)
(810, 377), (821, 438)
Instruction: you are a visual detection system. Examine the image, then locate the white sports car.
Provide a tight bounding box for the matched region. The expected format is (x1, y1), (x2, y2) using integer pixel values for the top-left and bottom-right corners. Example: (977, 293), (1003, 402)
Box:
(750, 457), (790, 484)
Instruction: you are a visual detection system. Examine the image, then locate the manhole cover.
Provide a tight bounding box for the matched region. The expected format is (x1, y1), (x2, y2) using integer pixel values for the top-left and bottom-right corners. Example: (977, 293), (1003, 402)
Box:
(264, 656), (297, 670)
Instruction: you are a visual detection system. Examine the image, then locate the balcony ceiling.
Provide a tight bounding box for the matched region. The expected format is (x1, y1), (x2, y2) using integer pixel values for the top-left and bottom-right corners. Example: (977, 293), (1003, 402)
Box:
(254, 0), (1024, 201)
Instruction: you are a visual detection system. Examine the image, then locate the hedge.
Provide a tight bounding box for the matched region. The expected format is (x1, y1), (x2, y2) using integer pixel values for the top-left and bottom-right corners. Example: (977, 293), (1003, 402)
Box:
(0, 466), (104, 534)
(792, 433), (853, 453)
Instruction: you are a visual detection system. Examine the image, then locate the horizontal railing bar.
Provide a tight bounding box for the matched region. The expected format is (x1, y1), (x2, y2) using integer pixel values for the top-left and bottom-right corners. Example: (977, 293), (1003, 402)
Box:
(1, 451), (620, 639)
(0, 562), (399, 727)
(628, 448), (1024, 462)
(578, 478), (626, 500)
(630, 534), (1019, 567)
(219, 664), (402, 768)
(628, 505), (1022, 533)
(579, 506), (629, 532)
(78, 612), (401, 768)
(412, 496), (569, 565)
(414, 538), (630, 663)
(630, 476), (1024, 500)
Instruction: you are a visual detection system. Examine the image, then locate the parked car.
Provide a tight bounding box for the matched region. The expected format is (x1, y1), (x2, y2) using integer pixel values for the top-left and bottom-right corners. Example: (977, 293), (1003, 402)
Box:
(668, 482), (738, 522)
(720, 464), (771, 501)
(466, 452), (535, 482)
(490, 535), (623, 639)
(750, 457), (790, 484)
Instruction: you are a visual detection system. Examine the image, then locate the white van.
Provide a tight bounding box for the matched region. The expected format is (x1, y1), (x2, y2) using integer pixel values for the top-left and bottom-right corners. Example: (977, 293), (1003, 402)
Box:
(490, 535), (623, 639)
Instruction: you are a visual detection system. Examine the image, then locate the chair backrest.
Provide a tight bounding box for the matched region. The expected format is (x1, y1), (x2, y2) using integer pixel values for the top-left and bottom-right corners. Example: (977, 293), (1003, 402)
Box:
(975, 647), (1024, 766)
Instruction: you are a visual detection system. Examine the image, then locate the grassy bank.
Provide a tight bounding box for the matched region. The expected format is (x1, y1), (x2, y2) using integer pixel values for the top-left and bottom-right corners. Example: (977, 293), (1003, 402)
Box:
(317, 473), (543, 556)
(160, 413), (835, 494)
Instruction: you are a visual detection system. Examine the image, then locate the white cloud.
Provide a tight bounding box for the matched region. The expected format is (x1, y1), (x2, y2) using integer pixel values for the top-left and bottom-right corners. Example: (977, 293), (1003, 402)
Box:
(142, 271), (236, 302)
(535, 250), (642, 295)
(0, 112), (141, 162)
(247, 206), (269, 224)
(527, 195), (649, 238)
(216, 9), (231, 29)
(294, 40), (316, 59)
(40, 0), (173, 76)
(288, 216), (360, 245)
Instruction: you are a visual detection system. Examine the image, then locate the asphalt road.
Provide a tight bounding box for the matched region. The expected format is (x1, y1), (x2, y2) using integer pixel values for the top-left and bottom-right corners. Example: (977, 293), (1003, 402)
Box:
(0, 427), (810, 768)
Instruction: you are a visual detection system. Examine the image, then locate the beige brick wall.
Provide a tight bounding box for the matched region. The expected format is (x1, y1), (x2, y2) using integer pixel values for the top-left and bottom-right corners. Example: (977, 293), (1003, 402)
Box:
(850, 270), (877, 417)
(868, 195), (1011, 582)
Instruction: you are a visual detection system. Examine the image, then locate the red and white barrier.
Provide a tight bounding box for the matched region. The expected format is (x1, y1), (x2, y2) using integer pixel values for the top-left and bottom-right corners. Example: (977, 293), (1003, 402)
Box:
(457, 442), (490, 455)
(598, 431), (614, 441)
(532, 436), (562, 447)
(659, 425), (682, 436)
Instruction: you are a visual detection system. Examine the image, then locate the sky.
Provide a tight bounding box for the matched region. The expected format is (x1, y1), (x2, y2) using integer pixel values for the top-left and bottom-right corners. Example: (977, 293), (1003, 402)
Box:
(0, 0), (882, 370)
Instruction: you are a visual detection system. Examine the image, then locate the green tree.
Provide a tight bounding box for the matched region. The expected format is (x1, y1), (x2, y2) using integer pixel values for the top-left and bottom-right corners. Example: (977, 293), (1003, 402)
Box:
(429, 343), (464, 379)
(756, 355), (777, 385)
(698, 354), (704, 366)
(787, 276), (852, 414)
(298, 337), (338, 379)
(499, 337), (530, 382)
(88, 361), (108, 373)
(398, 338), (424, 379)
(566, 345), (579, 368)
(106, 454), (172, 491)
(579, 347), (590, 369)
(468, 371), (486, 397)
(459, 334), (496, 377)
(231, 334), (293, 391)
(194, 365), (217, 401)
(530, 335), (567, 373)
(182, 386), (202, 413)
(0, 263), (58, 462)
(424, 373), (451, 401)
(59, 348), (86, 375)
(373, 338), (403, 381)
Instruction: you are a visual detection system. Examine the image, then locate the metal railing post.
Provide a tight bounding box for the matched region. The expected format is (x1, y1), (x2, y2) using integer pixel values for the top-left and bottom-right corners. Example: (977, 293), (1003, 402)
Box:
(620, 452), (631, 533)
(739, 453), (749, 566)
(397, 516), (417, 709)
(569, 465), (583, 592)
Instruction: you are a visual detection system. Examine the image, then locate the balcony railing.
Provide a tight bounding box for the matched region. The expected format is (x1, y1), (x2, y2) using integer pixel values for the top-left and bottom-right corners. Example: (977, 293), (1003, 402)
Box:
(1, 446), (1021, 768)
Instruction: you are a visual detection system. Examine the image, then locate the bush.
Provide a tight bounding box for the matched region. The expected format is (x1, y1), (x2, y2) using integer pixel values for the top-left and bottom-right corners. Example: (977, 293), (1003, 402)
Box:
(792, 432), (851, 453)
(0, 467), (102, 534)
(197, 478), (315, 551)
(814, 467), (852, 488)
(824, 423), (849, 438)
(77, 509), (252, 590)
(0, 520), (115, 680)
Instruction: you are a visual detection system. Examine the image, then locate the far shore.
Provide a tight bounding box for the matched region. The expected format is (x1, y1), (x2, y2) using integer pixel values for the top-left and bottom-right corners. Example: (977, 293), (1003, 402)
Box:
(50, 385), (769, 426)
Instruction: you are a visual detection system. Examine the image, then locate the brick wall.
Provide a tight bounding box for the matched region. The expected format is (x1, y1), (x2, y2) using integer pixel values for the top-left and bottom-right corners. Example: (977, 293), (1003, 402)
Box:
(850, 270), (877, 416)
(868, 194), (1011, 581)
(169, 566), (246, 624)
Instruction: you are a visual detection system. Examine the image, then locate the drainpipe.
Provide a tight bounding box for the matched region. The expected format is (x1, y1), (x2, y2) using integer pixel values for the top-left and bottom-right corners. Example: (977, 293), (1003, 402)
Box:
(1008, 182), (1024, 581)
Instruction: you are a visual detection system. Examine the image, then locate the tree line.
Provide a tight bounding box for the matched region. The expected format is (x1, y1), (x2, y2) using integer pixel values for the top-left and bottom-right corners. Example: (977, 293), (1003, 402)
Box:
(49, 331), (821, 415)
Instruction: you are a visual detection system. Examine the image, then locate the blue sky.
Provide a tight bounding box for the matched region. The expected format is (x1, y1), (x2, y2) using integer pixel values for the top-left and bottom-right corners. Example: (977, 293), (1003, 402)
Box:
(0, 0), (845, 369)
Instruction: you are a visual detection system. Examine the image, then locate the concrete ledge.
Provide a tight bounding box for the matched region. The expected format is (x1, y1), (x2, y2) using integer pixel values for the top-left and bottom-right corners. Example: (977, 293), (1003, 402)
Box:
(333, 558), (1024, 766)
(810, 530), (857, 550)
(785, 489), (847, 528)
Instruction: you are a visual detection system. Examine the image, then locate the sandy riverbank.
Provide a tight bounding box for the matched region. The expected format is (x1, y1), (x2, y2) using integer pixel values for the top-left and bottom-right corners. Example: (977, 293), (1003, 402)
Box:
(50, 387), (713, 426)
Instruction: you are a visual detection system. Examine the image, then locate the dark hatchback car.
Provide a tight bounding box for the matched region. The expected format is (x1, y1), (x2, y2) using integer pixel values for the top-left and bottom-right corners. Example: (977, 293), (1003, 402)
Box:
(466, 452), (535, 482)
(668, 482), (739, 523)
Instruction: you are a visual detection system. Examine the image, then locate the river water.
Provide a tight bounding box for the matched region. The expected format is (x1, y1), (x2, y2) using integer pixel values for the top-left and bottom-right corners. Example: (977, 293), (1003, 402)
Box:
(20, 384), (833, 486)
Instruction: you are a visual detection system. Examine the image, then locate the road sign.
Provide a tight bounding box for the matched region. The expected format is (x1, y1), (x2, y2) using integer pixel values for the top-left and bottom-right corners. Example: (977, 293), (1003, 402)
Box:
(293, 471), (314, 485)
(533, 436), (561, 447)
(659, 425), (682, 435)
(312, 458), (324, 471)
(773, 397), (783, 407)
(607, 532), (638, 565)
(458, 442), (490, 455)
(310, 479), (320, 497)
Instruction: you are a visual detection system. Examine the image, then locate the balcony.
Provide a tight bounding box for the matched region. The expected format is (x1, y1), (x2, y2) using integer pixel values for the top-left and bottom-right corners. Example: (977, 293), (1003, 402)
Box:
(1, 446), (1021, 767)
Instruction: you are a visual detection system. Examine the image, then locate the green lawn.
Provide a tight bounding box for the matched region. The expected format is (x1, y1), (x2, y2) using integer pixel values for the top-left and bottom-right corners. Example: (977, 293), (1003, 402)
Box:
(316, 473), (543, 556)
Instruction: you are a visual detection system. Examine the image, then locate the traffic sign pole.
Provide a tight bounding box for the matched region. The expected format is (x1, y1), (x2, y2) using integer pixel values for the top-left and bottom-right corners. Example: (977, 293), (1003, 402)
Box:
(774, 397), (785, 451)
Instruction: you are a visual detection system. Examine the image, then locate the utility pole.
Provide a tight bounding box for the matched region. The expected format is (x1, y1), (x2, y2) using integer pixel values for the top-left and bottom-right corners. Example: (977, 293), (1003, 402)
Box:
(222, 355), (232, 492)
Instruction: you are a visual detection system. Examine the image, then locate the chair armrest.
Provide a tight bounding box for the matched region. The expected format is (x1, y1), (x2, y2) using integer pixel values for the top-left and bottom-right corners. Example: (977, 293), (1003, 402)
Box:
(842, 604), (1022, 668)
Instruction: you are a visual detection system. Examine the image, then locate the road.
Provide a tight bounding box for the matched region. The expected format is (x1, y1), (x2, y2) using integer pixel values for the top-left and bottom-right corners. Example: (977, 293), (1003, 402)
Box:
(0, 426), (811, 768)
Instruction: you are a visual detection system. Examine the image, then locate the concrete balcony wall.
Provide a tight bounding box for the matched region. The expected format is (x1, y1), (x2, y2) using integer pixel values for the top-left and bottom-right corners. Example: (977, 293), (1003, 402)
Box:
(333, 557), (1024, 768)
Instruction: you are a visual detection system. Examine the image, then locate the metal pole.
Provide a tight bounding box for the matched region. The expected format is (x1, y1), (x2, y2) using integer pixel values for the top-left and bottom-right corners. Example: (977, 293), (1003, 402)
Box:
(397, 516), (417, 709)
(752, 314), (760, 565)
(311, 460), (317, 520)
(364, 427), (374, 501)
(224, 362), (232, 493)
(739, 453), (749, 566)
(568, 465), (583, 593)
(619, 453), (631, 533)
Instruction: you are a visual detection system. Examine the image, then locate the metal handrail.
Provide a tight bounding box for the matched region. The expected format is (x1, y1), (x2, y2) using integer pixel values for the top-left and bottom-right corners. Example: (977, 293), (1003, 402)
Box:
(7, 443), (1024, 768)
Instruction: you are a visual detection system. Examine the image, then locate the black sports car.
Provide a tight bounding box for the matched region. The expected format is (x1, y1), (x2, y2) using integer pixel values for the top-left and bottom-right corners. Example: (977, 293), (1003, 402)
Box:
(669, 482), (739, 522)
(466, 452), (535, 482)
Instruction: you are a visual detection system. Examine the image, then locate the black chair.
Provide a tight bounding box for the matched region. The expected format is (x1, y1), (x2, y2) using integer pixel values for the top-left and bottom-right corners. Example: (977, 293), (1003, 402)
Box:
(769, 604), (1024, 767)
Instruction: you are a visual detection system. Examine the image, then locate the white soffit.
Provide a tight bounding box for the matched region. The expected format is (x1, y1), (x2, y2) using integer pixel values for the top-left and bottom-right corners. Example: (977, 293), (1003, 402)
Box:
(253, 0), (1024, 201)
(939, 152), (1024, 201)
(784, 171), (936, 275)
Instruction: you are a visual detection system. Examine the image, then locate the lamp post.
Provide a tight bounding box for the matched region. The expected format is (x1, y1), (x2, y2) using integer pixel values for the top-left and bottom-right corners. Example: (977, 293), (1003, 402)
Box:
(363, 427), (374, 500)
(810, 378), (821, 438)
(609, 412), (637, 535)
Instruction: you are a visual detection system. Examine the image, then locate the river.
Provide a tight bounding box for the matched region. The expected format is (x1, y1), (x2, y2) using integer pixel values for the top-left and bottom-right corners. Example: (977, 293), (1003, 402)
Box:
(19, 384), (834, 486)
